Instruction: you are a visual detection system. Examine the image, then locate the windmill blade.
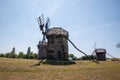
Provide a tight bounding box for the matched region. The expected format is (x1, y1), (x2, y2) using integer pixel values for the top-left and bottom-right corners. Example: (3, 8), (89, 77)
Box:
(39, 17), (44, 31)
(41, 14), (44, 26)
(42, 34), (46, 42)
(38, 17), (42, 25)
(37, 17), (43, 31)
(37, 18), (40, 26)
(37, 17), (42, 29)
(116, 42), (120, 48)
(45, 17), (50, 32)
(37, 14), (45, 31)
(47, 17), (51, 27)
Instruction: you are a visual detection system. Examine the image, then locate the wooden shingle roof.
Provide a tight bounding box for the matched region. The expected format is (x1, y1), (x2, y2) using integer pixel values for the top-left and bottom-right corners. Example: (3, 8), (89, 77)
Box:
(46, 27), (68, 36)
(95, 48), (106, 53)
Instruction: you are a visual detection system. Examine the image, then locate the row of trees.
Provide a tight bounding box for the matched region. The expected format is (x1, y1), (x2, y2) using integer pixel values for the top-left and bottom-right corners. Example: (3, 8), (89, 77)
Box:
(0, 52), (93, 60)
(80, 55), (95, 60)
(0, 47), (38, 59)
(0, 47), (94, 60)
(68, 54), (95, 60)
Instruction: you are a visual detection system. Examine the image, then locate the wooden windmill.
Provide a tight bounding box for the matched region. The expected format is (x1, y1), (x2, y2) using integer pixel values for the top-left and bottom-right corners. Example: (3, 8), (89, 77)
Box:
(37, 14), (89, 60)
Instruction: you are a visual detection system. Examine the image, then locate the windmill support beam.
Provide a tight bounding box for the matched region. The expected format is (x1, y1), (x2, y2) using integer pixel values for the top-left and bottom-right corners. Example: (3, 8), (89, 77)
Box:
(65, 37), (89, 59)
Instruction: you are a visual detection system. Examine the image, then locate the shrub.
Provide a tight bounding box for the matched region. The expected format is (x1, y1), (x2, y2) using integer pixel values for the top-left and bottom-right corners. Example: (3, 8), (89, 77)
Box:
(0, 53), (4, 57)
(5, 53), (10, 58)
(9, 52), (17, 58)
(18, 52), (24, 58)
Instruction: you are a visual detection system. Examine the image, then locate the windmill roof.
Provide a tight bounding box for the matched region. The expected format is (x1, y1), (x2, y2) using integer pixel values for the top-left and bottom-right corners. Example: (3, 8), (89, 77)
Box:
(46, 27), (68, 36)
(95, 48), (106, 53)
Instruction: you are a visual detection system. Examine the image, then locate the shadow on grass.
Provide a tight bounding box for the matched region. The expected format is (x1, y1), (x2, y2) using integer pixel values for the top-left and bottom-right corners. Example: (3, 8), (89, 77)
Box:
(42, 60), (76, 65)
(92, 60), (100, 64)
(32, 60), (76, 66)
(33, 60), (44, 66)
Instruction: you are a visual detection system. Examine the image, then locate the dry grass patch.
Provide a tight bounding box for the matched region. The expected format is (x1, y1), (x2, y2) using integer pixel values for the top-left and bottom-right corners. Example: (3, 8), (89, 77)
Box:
(0, 58), (120, 80)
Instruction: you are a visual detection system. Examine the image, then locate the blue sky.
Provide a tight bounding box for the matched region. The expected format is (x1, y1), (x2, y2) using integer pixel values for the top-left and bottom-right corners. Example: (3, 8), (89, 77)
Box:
(0, 0), (120, 58)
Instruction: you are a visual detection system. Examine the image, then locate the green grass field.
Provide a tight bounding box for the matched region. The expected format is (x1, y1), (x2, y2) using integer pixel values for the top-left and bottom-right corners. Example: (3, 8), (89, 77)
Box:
(0, 57), (120, 80)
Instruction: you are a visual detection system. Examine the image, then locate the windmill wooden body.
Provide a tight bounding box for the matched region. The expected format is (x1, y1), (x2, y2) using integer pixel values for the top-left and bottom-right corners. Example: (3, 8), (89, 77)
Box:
(95, 48), (106, 61)
(46, 27), (69, 60)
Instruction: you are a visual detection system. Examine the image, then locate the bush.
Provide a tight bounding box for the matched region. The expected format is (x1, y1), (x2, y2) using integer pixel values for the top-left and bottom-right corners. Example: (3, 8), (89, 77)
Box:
(29, 53), (35, 59)
(33, 53), (38, 59)
(75, 58), (80, 61)
(68, 54), (74, 58)
(18, 52), (24, 58)
(5, 53), (10, 58)
(25, 52), (37, 59)
(80, 55), (95, 60)
(0, 53), (4, 57)
(9, 52), (17, 58)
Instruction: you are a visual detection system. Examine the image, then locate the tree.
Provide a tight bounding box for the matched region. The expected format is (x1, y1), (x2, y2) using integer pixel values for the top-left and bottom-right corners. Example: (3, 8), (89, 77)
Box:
(5, 53), (10, 58)
(0, 53), (4, 57)
(80, 55), (87, 60)
(11, 47), (15, 53)
(68, 54), (77, 60)
(25, 54), (30, 59)
(9, 52), (17, 58)
(26, 47), (31, 59)
(25, 52), (35, 59)
(18, 52), (24, 58)
(9, 47), (17, 58)
(80, 55), (95, 60)
(27, 47), (31, 54)
(68, 54), (74, 58)
(33, 53), (38, 59)
(29, 52), (35, 59)
(26, 47), (37, 59)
